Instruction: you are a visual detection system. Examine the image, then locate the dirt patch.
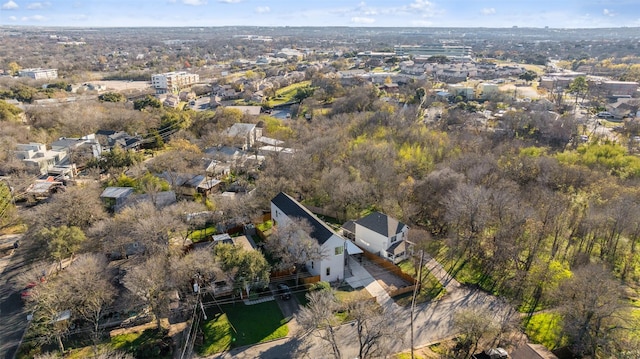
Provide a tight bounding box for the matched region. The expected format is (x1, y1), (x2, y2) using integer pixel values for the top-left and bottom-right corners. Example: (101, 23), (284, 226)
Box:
(91, 80), (152, 92)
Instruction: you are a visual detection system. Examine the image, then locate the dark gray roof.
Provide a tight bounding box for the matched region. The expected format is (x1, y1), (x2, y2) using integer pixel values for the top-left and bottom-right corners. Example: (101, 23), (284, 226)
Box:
(100, 187), (134, 199)
(355, 211), (406, 238)
(341, 220), (356, 234)
(386, 240), (405, 255)
(271, 192), (336, 245)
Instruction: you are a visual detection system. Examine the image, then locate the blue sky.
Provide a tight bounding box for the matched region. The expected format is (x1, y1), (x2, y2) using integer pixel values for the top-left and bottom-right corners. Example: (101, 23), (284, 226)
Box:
(1, 0), (639, 28)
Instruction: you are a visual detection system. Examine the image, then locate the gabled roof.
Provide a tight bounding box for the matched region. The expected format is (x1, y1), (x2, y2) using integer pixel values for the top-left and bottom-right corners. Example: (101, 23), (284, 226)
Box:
(386, 240), (407, 255)
(226, 123), (257, 137)
(100, 187), (134, 199)
(341, 220), (356, 234)
(271, 192), (337, 245)
(510, 344), (558, 359)
(355, 211), (406, 238)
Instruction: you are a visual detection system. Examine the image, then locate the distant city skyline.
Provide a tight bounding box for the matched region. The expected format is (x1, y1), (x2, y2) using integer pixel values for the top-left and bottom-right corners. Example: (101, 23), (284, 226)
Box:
(1, 0), (639, 28)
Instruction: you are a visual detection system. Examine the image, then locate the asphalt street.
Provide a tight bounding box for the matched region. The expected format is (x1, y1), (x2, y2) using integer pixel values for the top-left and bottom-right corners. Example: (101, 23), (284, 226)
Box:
(0, 234), (29, 359)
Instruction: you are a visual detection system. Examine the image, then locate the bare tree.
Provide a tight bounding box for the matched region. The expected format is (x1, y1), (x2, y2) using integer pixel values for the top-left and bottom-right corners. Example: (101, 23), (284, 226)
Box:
(297, 290), (342, 359)
(266, 217), (325, 285)
(26, 277), (74, 353)
(26, 182), (106, 234)
(122, 253), (174, 330)
(348, 299), (400, 359)
(453, 308), (500, 359)
(554, 263), (630, 357)
(62, 254), (117, 352)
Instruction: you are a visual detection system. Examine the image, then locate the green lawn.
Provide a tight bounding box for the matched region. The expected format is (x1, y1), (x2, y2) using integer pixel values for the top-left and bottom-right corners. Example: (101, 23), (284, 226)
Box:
(266, 81), (311, 107)
(394, 260), (445, 306)
(111, 328), (172, 359)
(198, 301), (289, 355)
(187, 225), (217, 243)
(524, 312), (566, 350)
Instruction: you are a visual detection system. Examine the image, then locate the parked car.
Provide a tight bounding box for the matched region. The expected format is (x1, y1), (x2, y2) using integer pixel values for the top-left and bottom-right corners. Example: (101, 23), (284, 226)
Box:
(277, 283), (291, 300)
(597, 111), (614, 119)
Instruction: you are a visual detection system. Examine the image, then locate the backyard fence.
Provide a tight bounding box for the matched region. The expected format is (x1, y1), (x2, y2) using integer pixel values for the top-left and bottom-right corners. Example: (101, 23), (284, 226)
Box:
(360, 249), (419, 297)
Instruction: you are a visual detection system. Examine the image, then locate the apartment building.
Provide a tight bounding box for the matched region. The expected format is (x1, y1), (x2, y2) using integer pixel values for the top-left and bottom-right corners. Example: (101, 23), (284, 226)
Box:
(151, 71), (199, 94)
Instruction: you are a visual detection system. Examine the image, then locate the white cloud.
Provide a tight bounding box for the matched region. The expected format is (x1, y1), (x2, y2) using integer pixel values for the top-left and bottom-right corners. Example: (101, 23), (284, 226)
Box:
(603, 8), (615, 16)
(8, 15), (17, 21)
(409, 0), (432, 11)
(481, 8), (496, 15)
(255, 6), (270, 14)
(182, 0), (207, 5)
(218, 0), (242, 3)
(21, 15), (46, 21)
(351, 16), (375, 24)
(1, 1), (19, 10)
(27, 2), (51, 10)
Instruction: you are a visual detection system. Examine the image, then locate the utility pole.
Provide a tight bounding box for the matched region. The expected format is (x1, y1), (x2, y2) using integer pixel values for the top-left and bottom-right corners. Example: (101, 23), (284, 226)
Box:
(410, 250), (424, 359)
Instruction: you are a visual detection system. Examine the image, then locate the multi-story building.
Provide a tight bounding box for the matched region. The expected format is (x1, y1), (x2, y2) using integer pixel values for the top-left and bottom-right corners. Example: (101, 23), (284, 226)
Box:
(151, 71), (199, 94)
(18, 68), (58, 80)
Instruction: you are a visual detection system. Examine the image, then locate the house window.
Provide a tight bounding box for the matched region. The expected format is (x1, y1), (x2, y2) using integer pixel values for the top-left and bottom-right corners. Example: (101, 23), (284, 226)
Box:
(335, 246), (343, 255)
(390, 235), (397, 243)
(326, 267), (330, 276)
(311, 262), (314, 269)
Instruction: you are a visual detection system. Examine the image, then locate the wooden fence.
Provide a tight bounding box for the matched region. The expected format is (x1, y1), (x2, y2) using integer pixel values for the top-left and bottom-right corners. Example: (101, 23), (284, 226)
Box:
(361, 250), (417, 285)
(300, 275), (321, 284)
(389, 284), (419, 298)
(360, 249), (419, 297)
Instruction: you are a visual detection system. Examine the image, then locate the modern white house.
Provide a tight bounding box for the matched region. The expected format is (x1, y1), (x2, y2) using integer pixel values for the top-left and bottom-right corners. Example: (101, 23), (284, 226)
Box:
(343, 212), (411, 264)
(224, 123), (262, 150)
(18, 68), (58, 80)
(271, 192), (347, 282)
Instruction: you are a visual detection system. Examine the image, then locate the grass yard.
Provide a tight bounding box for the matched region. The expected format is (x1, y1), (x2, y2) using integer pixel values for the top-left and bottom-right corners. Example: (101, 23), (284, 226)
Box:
(523, 312), (566, 350)
(395, 260), (445, 306)
(266, 80), (311, 107)
(198, 301), (289, 355)
(187, 225), (216, 243)
(111, 328), (173, 359)
(334, 286), (373, 303)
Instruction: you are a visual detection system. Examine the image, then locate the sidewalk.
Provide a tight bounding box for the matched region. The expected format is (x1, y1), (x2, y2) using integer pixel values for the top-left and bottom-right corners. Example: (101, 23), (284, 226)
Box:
(424, 255), (461, 292)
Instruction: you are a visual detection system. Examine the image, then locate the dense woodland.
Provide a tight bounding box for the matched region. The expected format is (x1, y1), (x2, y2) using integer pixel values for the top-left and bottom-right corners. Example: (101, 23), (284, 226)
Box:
(1, 27), (640, 358)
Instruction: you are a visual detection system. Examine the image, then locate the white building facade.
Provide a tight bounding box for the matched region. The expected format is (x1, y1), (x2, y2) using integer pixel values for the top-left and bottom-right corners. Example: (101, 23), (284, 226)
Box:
(271, 192), (346, 282)
(151, 71), (200, 94)
(18, 68), (58, 80)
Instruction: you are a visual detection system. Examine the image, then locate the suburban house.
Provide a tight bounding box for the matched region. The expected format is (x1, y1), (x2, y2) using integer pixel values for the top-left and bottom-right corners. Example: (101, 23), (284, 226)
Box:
(342, 211), (411, 264)
(95, 130), (143, 151)
(224, 122), (262, 150)
(15, 143), (69, 176)
(158, 172), (221, 197)
(271, 192), (346, 282)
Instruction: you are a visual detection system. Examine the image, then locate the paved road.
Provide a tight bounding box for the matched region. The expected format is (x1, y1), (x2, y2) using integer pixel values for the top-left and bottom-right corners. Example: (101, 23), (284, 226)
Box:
(0, 234), (30, 359)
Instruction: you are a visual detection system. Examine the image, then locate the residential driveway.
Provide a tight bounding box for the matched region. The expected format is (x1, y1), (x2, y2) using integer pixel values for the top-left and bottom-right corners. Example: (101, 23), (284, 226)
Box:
(270, 282), (301, 336)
